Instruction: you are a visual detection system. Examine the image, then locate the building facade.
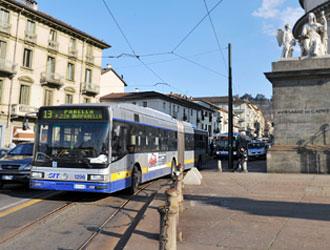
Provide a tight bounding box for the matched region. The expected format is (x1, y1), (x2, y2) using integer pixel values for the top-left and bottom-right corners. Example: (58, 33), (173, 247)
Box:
(0, 0), (110, 146)
(97, 65), (127, 101)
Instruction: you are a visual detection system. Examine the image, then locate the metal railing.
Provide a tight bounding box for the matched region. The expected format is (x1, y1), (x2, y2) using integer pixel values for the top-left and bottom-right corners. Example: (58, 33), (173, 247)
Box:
(0, 21), (11, 34)
(82, 83), (100, 95)
(40, 72), (64, 87)
(85, 54), (94, 64)
(11, 104), (38, 117)
(24, 31), (37, 43)
(0, 58), (17, 75)
(68, 47), (78, 58)
(48, 40), (59, 51)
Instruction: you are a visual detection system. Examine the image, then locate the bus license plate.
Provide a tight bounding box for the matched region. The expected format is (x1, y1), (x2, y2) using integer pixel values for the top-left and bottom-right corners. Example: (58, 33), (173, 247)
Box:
(74, 184), (86, 189)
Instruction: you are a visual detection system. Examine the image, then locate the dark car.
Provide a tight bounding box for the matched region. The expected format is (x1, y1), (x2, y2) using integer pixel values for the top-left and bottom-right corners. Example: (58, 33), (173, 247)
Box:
(0, 143), (34, 188)
(247, 141), (267, 160)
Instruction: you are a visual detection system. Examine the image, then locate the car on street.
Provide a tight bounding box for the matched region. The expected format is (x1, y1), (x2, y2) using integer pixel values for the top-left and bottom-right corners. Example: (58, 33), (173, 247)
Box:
(247, 141), (267, 160)
(0, 143), (34, 188)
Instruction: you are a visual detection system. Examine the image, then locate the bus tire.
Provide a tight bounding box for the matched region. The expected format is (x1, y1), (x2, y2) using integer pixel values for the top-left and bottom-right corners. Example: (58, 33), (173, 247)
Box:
(128, 166), (141, 195)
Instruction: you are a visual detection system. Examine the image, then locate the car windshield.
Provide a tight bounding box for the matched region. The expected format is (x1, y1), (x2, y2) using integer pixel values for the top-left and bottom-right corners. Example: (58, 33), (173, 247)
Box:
(34, 121), (109, 168)
(216, 139), (237, 149)
(8, 144), (33, 156)
(248, 143), (265, 149)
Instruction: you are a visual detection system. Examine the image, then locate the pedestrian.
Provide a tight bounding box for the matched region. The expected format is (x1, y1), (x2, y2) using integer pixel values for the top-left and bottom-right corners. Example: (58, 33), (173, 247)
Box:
(234, 146), (247, 172)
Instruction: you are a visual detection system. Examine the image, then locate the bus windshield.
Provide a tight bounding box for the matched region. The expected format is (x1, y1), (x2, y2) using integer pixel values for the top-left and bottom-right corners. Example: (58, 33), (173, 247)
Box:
(34, 121), (109, 168)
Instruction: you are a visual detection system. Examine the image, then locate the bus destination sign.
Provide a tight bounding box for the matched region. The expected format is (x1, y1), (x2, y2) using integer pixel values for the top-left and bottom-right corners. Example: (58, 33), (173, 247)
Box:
(41, 108), (104, 120)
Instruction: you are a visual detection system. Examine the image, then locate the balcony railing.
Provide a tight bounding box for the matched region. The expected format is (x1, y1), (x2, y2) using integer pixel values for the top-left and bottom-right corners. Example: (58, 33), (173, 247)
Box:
(0, 58), (17, 77)
(82, 82), (100, 95)
(68, 47), (78, 58)
(0, 21), (11, 34)
(40, 72), (64, 88)
(48, 40), (59, 51)
(25, 31), (37, 43)
(11, 104), (38, 117)
(85, 54), (94, 64)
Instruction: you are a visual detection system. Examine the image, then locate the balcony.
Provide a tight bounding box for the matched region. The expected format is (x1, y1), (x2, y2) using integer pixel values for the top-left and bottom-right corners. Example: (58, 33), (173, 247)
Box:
(40, 72), (64, 88)
(24, 31), (37, 44)
(68, 47), (78, 58)
(82, 83), (100, 95)
(0, 22), (11, 34)
(48, 40), (59, 51)
(0, 58), (17, 77)
(85, 54), (94, 64)
(11, 104), (38, 117)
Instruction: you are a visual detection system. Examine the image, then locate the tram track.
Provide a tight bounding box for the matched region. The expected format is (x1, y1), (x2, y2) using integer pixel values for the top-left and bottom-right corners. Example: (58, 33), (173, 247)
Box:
(0, 180), (166, 249)
(76, 181), (159, 250)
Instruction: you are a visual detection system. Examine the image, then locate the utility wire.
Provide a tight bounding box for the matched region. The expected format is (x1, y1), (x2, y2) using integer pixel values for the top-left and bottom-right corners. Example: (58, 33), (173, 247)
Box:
(102, 0), (137, 55)
(102, 0), (166, 83)
(171, 0), (225, 52)
(172, 52), (227, 78)
(203, 0), (227, 69)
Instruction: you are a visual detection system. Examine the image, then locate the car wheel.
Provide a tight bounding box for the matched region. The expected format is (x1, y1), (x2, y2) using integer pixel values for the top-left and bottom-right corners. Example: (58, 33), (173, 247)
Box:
(128, 166), (141, 195)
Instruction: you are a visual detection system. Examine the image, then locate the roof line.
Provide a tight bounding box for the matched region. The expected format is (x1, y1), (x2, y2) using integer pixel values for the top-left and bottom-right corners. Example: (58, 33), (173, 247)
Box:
(4, 0), (111, 49)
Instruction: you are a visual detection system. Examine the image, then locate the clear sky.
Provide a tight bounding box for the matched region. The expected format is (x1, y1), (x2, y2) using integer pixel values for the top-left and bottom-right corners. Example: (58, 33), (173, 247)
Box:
(38, 0), (304, 98)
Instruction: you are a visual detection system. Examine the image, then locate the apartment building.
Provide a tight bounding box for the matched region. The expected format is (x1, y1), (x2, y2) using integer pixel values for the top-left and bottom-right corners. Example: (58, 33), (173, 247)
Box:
(0, 0), (110, 146)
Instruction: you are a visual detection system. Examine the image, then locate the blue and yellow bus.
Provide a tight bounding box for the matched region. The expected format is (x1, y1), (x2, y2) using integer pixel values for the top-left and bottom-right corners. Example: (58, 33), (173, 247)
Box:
(30, 103), (208, 193)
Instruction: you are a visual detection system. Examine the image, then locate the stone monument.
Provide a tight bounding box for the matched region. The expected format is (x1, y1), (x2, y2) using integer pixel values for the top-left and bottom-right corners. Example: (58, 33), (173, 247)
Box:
(265, 4), (330, 173)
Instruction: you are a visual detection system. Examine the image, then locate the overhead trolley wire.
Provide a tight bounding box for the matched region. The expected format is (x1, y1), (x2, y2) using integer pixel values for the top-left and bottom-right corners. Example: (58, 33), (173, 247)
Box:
(171, 0), (225, 52)
(203, 0), (227, 69)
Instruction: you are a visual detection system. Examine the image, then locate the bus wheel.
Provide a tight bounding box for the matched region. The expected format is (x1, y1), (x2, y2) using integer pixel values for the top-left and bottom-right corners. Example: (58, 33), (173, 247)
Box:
(129, 166), (141, 194)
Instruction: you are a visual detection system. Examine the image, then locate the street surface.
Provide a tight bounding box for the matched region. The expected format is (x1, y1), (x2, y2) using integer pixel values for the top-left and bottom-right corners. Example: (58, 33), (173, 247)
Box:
(179, 160), (330, 250)
(0, 179), (170, 250)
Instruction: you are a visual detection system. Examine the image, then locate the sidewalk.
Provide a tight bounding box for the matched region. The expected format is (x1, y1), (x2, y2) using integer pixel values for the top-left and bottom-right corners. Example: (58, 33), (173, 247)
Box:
(124, 161), (330, 249)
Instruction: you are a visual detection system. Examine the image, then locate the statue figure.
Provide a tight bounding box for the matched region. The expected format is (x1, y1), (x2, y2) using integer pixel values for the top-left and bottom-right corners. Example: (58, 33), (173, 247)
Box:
(277, 24), (296, 59)
(321, 11), (328, 54)
(300, 12), (327, 57)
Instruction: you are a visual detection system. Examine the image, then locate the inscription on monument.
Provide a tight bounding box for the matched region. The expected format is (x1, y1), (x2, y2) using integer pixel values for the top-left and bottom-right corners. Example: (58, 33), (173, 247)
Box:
(276, 108), (330, 115)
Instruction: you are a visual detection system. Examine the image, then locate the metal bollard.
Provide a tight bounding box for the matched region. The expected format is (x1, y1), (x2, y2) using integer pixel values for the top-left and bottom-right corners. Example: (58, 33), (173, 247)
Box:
(217, 160), (222, 172)
(158, 206), (169, 250)
(242, 158), (248, 173)
(165, 188), (179, 250)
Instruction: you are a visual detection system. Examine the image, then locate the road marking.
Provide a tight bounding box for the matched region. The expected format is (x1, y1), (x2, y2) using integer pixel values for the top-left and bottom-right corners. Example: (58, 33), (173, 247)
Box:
(0, 191), (61, 219)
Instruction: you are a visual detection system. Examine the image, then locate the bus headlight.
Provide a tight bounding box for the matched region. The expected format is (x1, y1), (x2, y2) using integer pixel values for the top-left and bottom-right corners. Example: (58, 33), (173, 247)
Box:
(31, 172), (44, 179)
(88, 175), (105, 181)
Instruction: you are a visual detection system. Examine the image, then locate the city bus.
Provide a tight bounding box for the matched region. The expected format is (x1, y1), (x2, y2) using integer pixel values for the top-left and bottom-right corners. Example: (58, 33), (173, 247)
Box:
(214, 132), (250, 159)
(30, 104), (208, 193)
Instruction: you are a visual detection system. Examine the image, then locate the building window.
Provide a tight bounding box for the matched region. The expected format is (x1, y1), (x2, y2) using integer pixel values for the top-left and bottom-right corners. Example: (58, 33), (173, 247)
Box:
(22, 48), (33, 68)
(132, 102), (136, 105)
(0, 9), (10, 25)
(43, 89), (53, 106)
(69, 38), (76, 50)
(83, 97), (90, 103)
(19, 85), (30, 105)
(66, 63), (75, 81)
(46, 56), (55, 74)
(163, 102), (166, 110)
(65, 93), (73, 104)
(0, 80), (3, 103)
(49, 29), (57, 41)
(143, 101), (147, 107)
(26, 20), (36, 34)
(85, 69), (92, 83)
(0, 40), (7, 60)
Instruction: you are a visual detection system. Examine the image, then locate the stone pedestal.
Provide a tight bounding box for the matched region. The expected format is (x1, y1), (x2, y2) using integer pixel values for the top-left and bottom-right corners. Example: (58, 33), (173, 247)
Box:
(265, 57), (330, 173)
